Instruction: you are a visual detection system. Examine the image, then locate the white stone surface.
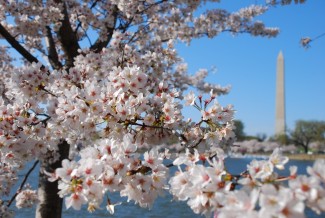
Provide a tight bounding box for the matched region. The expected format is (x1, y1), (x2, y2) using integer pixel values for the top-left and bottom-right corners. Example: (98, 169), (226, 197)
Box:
(275, 51), (286, 135)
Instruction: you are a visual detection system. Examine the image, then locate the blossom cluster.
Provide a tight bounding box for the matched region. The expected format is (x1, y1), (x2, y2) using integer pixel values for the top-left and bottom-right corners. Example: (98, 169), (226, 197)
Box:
(0, 95), (55, 199)
(49, 134), (169, 211)
(15, 188), (38, 209)
(0, 0), (279, 61)
(170, 148), (325, 218)
(0, 60), (236, 215)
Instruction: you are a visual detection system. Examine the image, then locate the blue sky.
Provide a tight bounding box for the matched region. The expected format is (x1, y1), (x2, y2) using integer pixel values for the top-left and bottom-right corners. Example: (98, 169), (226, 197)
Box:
(178, 0), (325, 137)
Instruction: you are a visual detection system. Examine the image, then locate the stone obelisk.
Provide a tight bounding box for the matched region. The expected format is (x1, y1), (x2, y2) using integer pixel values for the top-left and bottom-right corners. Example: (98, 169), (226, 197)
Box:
(275, 51), (286, 136)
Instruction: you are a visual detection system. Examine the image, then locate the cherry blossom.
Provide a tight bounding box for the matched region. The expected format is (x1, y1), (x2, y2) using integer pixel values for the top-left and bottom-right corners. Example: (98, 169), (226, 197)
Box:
(259, 184), (305, 218)
(15, 189), (38, 209)
(106, 200), (122, 215)
(0, 0), (321, 217)
(184, 91), (196, 106)
(65, 193), (88, 210)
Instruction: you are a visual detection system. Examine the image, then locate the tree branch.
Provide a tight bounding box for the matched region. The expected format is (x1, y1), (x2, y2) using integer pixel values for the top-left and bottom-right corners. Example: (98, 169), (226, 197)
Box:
(267, 0), (306, 6)
(45, 26), (62, 70)
(7, 160), (40, 207)
(54, 0), (80, 68)
(0, 23), (39, 64)
(74, 0), (100, 35)
(90, 5), (118, 53)
(0, 79), (11, 105)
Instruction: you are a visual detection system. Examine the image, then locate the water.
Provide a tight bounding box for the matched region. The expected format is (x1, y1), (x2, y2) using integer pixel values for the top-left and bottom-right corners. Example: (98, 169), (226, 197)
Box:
(10, 157), (324, 218)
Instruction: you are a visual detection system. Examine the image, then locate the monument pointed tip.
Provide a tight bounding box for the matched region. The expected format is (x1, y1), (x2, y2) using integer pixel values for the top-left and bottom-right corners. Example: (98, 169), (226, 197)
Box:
(278, 50), (283, 58)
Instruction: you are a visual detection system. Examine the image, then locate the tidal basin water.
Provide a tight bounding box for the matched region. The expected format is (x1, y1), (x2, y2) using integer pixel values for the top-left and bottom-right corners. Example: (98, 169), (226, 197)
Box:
(12, 157), (324, 218)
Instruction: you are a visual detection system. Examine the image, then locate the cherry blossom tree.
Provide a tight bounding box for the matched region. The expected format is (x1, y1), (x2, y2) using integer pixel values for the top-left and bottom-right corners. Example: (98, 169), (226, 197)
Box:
(1, 1), (324, 218)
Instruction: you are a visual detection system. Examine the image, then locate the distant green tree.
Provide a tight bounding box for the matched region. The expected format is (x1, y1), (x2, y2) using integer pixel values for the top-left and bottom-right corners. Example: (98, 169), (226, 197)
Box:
(256, 133), (267, 142)
(234, 120), (245, 141)
(290, 120), (325, 153)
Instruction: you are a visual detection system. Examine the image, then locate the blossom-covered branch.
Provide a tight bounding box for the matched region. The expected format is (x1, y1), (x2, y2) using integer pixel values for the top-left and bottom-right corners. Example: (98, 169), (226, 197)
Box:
(1, 1), (322, 218)
(7, 160), (39, 208)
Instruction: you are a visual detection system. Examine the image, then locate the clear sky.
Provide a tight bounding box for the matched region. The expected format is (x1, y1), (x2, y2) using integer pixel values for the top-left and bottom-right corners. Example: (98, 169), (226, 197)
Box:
(178, 0), (325, 137)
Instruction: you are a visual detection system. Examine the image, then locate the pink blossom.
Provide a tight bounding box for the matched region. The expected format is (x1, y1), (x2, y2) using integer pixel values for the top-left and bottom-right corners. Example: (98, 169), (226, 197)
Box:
(15, 189), (38, 209)
(65, 193), (87, 210)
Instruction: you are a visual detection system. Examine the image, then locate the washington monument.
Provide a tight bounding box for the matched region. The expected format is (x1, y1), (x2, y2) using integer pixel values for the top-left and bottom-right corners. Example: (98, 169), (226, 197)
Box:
(275, 51), (286, 135)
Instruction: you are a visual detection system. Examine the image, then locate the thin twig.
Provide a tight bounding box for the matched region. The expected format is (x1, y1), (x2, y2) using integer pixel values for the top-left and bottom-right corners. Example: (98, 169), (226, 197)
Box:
(7, 160), (39, 207)
(312, 32), (325, 41)
(74, 0), (100, 34)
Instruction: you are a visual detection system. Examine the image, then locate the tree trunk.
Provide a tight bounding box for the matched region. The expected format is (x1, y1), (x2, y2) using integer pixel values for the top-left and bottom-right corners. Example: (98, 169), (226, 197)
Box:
(36, 141), (70, 218)
(303, 145), (309, 154)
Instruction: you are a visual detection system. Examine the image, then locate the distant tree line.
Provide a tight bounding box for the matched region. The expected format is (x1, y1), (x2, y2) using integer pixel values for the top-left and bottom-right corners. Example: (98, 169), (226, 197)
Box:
(234, 120), (325, 154)
(233, 120), (267, 142)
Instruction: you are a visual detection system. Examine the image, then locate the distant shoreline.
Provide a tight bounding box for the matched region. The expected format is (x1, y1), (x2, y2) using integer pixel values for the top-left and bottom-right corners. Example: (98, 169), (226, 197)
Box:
(230, 153), (325, 161)
(285, 153), (325, 161)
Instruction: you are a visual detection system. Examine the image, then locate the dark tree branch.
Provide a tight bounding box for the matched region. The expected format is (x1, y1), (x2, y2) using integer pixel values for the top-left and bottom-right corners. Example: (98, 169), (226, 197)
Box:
(74, 0), (100, 35)
(0, 23), (40, 64)
(54, 0), (80, 68)
(80, 25), (93, 46)
(267, 0), (306, 6)
(90, 5), (118, 53)
(118, 15), (135, 34)
(45, 26), (62, 70)
(0, 79), (11, 105)
(7, 160), (40, 207)
(90, 1), (167, 53)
